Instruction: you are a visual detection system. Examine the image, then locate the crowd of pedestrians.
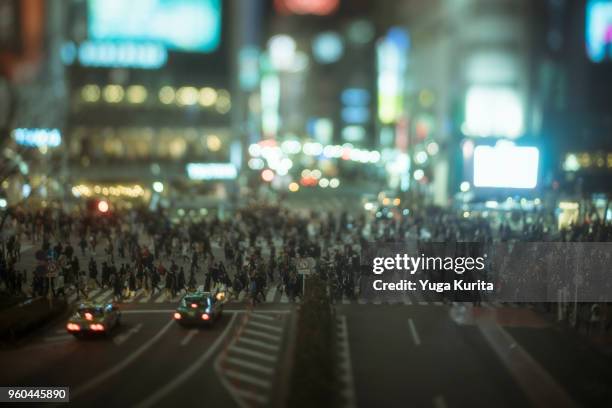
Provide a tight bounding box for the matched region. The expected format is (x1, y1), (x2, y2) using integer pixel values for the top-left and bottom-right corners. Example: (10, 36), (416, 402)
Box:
(0, 204), (361, 305)
(1, 200), (611, 334)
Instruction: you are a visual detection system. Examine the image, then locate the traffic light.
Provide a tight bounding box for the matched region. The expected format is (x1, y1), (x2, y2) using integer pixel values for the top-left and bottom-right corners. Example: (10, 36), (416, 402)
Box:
(97, 200), (109, 213)
(86, 199), (110, 215)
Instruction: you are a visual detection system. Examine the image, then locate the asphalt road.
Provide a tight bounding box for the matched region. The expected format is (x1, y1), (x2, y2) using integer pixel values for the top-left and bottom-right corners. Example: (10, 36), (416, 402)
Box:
(5, 237), (612, 408)
(0, 303), (293, 408)
(337, 303), (612, 408)
(3, 301), (612, 407)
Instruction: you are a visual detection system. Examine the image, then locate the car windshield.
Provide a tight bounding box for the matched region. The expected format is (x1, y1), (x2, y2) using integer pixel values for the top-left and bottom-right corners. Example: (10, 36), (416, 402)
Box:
(77, 307), (104, 317)
(182, 296), (210, 307)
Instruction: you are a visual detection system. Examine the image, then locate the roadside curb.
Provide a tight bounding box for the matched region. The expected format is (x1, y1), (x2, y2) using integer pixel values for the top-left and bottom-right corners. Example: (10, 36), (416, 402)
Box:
(274, 305), (297, 408)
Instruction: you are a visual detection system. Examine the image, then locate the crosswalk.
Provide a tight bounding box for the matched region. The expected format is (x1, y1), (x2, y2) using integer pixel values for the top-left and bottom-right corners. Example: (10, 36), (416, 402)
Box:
(215, 311), (287, 407)
(64, 287), (517, 308)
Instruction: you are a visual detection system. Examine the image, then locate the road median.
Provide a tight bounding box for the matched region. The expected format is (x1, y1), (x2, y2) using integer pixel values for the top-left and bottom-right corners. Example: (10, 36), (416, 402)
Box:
(287, 276), (336, 408)
(0, 296), (67, 344)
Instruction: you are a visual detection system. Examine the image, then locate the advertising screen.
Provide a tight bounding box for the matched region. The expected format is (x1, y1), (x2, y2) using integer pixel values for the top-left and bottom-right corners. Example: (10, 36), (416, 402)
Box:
(88, 0), (222, 53)
(586, 0), (612, 62)
(464, 85), (524, 138)
(473, 143), (539, 189)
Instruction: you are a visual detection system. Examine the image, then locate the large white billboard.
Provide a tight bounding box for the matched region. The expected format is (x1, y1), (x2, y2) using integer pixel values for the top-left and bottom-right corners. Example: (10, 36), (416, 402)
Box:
(473, 143), (539, 189)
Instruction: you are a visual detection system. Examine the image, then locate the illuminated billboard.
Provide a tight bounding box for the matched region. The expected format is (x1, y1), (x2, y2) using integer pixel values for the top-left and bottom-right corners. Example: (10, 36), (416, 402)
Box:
(586, 0), (612, 62)
(464, 85), (523, 138)
(13, 128), (62, 148)
(274, 0), (339, 16)
(377, 28), (409, 125)
(186, 163), (237, 180)
(88, 0), (222, 53)
(473, 143), (539, 189)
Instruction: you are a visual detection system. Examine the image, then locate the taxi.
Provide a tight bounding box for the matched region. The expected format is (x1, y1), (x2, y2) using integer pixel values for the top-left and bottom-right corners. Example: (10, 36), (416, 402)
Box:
(66, 303), (121, 337)
(173, 291), (223, 326)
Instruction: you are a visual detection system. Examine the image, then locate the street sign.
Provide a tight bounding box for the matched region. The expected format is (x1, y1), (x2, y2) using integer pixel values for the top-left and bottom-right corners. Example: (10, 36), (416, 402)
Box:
(47, 262), (58, 278)
(297, 257), (316, 275)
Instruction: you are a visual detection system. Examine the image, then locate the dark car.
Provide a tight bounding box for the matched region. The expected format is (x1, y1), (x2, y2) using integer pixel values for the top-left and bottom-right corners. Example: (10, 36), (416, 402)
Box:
(173, 292), (223, 326)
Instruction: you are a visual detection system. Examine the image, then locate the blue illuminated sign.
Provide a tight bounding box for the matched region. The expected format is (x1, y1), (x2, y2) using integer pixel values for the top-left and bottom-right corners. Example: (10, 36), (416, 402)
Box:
(342, 107), (370, 124)
(341, 88), (370, 106)
(186, 163), (237, 180)
(586, 0), (612, 62)
(13, 128), (62, 148)
(77, 41), (167, 69)
(88, 0), (222, 53)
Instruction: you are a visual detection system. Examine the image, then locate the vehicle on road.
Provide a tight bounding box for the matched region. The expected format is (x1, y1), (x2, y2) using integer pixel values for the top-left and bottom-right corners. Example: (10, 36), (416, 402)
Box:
(66, 303), (121, 337)
(173, 292), (224, 327)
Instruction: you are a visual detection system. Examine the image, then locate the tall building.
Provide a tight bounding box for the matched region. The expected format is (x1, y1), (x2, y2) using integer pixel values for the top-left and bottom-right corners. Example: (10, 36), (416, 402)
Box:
(392, 0), (541, 205)
(63, 0), (236, 209)
(540, 0), (612, 202)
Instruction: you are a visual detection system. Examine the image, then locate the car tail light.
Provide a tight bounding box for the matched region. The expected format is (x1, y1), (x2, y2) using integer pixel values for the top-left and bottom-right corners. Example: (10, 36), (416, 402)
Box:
(201, 313), (210, 321)
(89, 324), (105, 331)
(84, 312), (93, 321)
(173, 312), (182, 320)
(190, 303), (198, 308)
(66, 323), (80, 331)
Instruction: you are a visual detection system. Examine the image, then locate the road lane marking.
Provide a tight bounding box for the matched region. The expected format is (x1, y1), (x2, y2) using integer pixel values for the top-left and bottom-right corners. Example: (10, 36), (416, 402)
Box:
(154, 292), (168, 303)
(477, 322), (578, 408)
(407, 318), (421, 346)
(97, 291), (114, 303)
(248, 321), (283, 333)
(113, 323), (143, 346)
(130, 292), (145, 303)
(134, 313), (238, 408)
(237, 336), (280, 351)
(433, 395), (448, 408)
(265, 286), (277, 302)
(242, 328), (281, 342)
(242, 310), (291, 314)
(251, 312), (275, 321)
(44, 334), (72, 342)
(337, 316), (356, 408)
(228, 345), (277, 362)
(72, 319), (174, 399)
(224, 369), (271, 389)
(180, 329), (198, 346)
(234, 388), (269, 405)
(225, 356), (274, 375)
(121, 309), (175, 314)
(120, 309), (291, 315)
(87, 288), (102, 300)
